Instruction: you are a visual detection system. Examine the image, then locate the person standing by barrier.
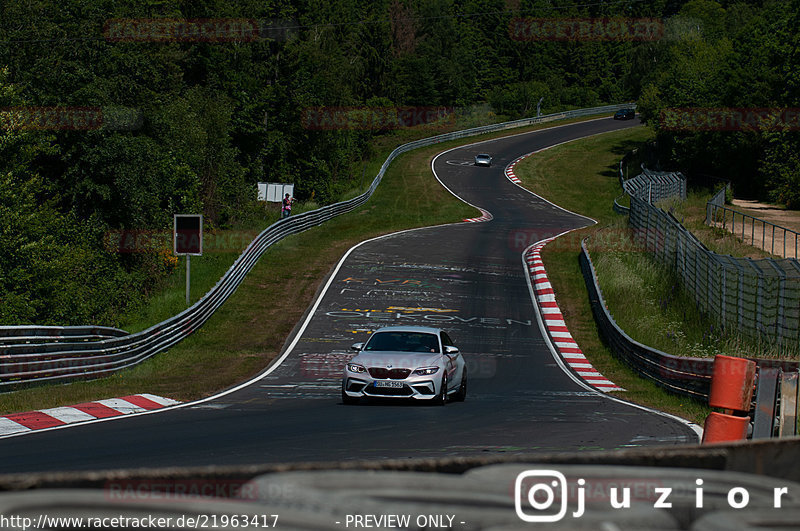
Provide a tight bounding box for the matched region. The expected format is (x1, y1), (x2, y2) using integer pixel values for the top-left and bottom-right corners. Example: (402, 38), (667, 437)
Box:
(281, 193), (294, 218)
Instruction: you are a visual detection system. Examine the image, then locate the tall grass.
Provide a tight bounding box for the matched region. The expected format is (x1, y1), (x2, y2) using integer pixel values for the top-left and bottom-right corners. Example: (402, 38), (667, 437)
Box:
(660, 193), (773, 259)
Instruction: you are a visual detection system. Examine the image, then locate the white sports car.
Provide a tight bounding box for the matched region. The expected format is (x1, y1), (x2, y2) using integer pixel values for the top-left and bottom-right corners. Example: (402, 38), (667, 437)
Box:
(474, 153), (492, 166)
(342, 326), (467, 405)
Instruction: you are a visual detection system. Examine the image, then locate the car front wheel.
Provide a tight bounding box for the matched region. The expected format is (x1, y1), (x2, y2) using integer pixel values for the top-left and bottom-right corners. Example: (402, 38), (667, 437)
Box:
(453, 368), (467, 402)
(342, 387), (358, 405)
(435, 374), (448, 406)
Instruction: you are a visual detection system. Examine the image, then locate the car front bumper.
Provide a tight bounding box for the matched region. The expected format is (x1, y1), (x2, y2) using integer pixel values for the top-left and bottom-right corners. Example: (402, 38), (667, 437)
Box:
(343, 375), (440, 400)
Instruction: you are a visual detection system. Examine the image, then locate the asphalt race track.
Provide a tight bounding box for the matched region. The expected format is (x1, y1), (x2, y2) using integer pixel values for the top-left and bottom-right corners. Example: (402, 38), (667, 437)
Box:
(0, 117), (699, 474)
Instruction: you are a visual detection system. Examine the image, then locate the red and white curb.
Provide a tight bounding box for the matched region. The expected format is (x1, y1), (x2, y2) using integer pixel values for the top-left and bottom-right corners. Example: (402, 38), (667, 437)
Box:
(505, 153), (532, 184)
(525, 243), (624, 392)
(506, 153), (624, 392)
(0, 394), (180, 436)
(463, 207), (493, 223)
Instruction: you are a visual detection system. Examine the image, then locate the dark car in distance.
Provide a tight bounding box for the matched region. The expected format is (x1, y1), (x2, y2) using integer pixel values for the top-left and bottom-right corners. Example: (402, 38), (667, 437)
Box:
(614, 108), (635, 120)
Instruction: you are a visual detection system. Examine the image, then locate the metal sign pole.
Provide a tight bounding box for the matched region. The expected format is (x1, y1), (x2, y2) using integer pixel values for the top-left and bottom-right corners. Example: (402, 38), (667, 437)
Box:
(174, 213), (202, 308)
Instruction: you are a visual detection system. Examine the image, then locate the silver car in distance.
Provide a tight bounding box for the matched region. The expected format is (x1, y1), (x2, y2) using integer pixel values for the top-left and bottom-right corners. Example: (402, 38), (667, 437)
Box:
(474, 153), (492, 166)
(342, 326), (467, 405)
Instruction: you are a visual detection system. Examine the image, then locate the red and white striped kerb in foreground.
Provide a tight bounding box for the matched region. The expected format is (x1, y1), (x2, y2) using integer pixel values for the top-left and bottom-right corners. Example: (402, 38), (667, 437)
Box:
(0, 394), (181, 437)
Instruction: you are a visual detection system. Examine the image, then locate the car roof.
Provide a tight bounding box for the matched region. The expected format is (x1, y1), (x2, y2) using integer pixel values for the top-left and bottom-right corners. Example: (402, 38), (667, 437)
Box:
(370, 326), (443, 335)
(476, 153), (491, 157)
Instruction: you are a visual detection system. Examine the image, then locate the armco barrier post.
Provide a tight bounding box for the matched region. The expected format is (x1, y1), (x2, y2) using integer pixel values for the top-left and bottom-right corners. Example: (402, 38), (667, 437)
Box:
(702, 354), (756, 443)
(778, 371), (798, 437)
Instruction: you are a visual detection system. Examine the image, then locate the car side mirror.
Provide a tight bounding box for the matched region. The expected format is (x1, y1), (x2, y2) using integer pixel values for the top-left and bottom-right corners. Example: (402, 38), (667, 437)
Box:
(444, 345), (459, 354)
(351, 343), (364, 351)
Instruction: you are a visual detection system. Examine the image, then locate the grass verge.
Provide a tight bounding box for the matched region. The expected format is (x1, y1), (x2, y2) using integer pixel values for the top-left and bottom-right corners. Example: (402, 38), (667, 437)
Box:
(0, 112), (616, 414)
(660, 193), (774, 260)
(514, 126), (710, 424)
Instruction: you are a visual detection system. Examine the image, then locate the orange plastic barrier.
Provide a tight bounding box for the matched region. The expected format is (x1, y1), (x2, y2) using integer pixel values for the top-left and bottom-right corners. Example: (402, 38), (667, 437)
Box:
(708, 355), (756, 412)
(702, 412), (749, 443)
(702, 355), (756, 444)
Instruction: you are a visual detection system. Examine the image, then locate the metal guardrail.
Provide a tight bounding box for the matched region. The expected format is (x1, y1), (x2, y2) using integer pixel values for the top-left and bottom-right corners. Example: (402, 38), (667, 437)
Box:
(581, 237), (800, 402)
(579, 239), (714, 399)
(0, 103), (636, 391)
(613, 152), (634, 215)
(0, 326), (128, 346)
(747, 363), (800, 439)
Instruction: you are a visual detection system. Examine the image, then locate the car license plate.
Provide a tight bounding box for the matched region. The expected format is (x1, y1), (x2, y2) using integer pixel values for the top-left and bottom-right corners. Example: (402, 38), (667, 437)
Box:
(374, 381), (403, 388)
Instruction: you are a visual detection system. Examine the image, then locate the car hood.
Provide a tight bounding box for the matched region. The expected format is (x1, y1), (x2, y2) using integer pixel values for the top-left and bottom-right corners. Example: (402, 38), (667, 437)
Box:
(350, 351), (442, 369)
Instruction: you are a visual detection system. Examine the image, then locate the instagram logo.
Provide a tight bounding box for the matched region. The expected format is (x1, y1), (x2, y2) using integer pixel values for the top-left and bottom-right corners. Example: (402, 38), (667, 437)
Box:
(515, 470), (569, 522)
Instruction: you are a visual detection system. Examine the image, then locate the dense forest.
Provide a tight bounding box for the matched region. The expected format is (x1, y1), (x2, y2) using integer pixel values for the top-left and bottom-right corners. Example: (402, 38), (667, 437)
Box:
(0, 0), (795, 326)
(636, 0), (800, 203)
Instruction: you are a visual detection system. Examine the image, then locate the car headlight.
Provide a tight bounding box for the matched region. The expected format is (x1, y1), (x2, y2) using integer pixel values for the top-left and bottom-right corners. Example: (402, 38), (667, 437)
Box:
(347, 363), (366, 373)
(413, 366), (439, 376)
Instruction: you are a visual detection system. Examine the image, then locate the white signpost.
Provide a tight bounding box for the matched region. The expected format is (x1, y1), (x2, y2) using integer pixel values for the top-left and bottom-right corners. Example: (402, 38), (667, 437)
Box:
(258, 182), (295, 202)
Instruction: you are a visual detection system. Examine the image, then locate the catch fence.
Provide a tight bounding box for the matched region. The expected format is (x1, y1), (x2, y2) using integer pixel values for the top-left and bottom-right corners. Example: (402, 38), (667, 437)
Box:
(626, 176), (800, 346)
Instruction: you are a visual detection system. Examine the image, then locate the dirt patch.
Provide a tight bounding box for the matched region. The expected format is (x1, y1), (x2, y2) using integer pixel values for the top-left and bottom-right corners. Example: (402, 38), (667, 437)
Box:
(710, 199), (800, 259)
(732, 200), (800, 232)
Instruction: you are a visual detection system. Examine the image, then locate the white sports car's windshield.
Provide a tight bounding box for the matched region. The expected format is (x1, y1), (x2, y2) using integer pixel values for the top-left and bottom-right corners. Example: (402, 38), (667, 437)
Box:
(363, 332), (440, 353)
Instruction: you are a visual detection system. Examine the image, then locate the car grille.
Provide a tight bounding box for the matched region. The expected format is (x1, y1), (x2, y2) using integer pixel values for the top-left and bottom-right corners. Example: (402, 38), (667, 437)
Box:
(367, 384), (413, 396)
(367, 367), (411, 379)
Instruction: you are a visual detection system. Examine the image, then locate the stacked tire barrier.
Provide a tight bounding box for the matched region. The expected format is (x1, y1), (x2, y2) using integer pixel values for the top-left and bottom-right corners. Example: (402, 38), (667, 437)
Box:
(0, 103), (635, 391)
